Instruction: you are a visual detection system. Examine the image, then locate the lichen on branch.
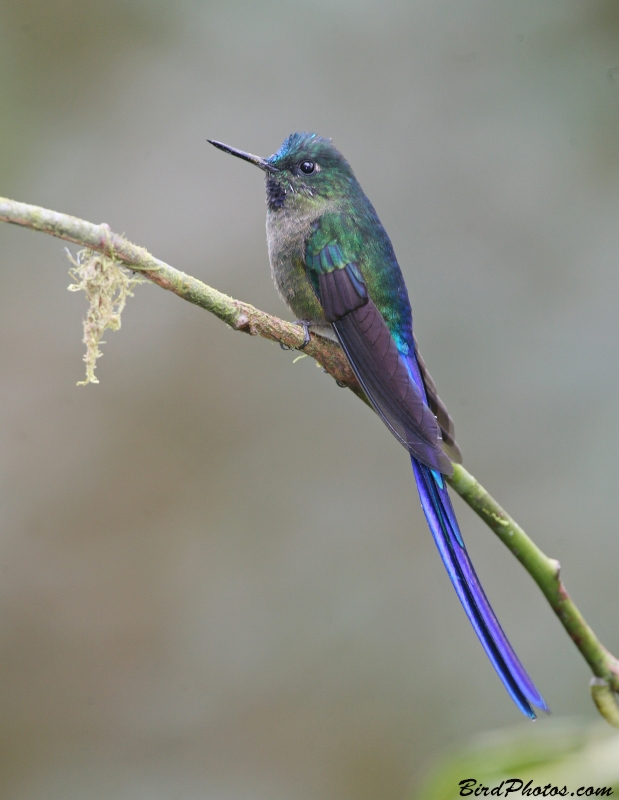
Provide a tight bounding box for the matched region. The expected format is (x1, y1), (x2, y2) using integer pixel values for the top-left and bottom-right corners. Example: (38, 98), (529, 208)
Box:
(67, 247), (145, 385)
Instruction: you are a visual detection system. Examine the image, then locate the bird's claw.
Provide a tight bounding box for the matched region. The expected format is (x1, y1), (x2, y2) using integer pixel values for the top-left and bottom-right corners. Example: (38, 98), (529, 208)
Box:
(295, 320), (312, 349)
(280, 320), (311, 350)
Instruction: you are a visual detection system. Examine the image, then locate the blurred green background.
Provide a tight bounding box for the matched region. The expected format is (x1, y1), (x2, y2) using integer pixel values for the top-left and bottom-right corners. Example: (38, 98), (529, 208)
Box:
(2, 1), (619, 798)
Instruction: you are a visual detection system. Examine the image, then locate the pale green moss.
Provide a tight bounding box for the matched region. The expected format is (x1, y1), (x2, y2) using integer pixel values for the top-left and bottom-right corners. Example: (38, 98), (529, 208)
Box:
(67, 248), (145, 385)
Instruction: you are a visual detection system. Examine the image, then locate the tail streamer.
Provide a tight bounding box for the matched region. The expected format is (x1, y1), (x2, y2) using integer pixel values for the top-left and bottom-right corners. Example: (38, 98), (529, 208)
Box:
(411, 458), (548, 718)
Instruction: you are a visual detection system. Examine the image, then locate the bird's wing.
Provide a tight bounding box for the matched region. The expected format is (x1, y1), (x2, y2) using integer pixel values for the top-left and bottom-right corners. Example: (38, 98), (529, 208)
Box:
(305, 219), (453, 475)
(413, 337), (462, 464)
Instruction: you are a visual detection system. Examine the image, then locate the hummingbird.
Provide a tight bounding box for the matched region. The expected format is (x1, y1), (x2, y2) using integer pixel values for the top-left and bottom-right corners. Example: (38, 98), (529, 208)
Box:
(208, 132), (547, 718)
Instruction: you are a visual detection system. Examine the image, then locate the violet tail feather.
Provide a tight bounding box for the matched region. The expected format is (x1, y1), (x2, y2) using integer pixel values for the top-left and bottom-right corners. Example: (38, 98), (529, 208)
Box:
(412, 458), (549, 718)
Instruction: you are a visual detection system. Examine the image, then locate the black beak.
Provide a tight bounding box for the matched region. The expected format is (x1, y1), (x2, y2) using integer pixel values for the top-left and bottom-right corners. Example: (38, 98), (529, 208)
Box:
(208, 139), (279, 173)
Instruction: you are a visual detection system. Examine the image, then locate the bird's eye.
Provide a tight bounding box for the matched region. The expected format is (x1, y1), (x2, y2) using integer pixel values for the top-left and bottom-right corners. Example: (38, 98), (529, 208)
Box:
(299, 160), (315, 174)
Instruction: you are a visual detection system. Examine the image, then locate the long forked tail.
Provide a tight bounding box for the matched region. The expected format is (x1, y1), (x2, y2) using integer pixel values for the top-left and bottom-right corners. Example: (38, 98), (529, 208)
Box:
(322, 265), (546, 715)
(411, 459), (548, 718)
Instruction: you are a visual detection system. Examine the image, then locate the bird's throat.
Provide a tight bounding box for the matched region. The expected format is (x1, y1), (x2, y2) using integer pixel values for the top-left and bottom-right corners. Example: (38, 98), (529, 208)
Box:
(266, 176), (286, 210)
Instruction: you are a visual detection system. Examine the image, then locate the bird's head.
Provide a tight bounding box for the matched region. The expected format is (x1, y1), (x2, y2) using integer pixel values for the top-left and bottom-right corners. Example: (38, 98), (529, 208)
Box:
(209, 132), (357, 212)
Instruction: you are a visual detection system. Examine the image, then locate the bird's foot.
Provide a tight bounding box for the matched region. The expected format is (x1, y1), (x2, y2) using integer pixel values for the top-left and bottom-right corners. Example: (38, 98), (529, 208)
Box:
(280, 320), (312, 350)
(295, 320), (312, 349)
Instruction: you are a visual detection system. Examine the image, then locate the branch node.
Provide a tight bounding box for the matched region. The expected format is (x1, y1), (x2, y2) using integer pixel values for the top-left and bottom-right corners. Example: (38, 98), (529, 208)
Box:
(549, 558), (562, 582)
(234, 313), (250, 333)
(590, 678), (619, 728)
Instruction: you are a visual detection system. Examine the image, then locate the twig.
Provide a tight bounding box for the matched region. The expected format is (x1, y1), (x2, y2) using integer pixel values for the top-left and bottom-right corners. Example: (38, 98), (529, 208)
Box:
(1, 195), (618, 726)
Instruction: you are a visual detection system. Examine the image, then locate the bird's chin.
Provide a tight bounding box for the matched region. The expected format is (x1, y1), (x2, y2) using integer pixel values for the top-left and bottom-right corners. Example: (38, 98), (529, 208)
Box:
(266, 176), (286, 210)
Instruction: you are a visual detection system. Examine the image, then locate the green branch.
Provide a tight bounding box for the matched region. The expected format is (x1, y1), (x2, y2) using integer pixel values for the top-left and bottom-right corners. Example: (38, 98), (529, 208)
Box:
(448, 466), (619, 711)
(2, 195), (618, 725)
